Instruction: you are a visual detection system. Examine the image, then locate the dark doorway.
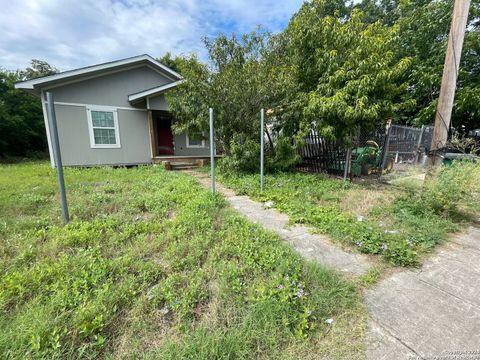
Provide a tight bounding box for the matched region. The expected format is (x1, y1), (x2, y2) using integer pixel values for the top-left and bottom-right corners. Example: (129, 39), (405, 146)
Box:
(155, 112), (174, 156)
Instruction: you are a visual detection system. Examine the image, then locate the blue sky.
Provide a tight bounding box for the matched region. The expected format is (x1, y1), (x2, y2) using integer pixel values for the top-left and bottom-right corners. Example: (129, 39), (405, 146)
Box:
(0, 0), (304, 71)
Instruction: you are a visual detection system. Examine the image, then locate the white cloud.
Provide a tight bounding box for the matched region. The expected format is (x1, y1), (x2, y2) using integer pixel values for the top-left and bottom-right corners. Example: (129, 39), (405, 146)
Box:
(0, 0), (303, 71)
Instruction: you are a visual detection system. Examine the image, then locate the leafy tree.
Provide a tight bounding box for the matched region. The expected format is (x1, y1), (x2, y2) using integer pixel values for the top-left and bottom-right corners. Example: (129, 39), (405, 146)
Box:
(282, 1), (414, 139)
(16, 59), (57, 81)
(165, 1), (415, 172)
(357, 0), (480, 131)
(0, 60), (57, 157)
(165, 0), (478, 173)
(157, 52), (189, 74)
(166, 30), (281, 151)
(165, 30), (302, 171)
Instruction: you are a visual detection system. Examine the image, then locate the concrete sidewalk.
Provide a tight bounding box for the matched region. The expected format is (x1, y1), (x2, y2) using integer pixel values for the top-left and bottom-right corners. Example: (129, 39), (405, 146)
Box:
(365, 226), (480, 359)
(190, 171), (372, 276)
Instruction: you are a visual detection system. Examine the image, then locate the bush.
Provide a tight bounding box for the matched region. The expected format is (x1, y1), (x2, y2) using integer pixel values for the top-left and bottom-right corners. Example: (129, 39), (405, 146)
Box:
(266, 137), (301, 173)
(219, 135), (300, 174)
(421, 160), (480, 215)
(219, 135), (260, 174)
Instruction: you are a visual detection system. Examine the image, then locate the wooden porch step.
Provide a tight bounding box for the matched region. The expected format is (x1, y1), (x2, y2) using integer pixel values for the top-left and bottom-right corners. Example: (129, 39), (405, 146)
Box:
(171, 162), (200, 170)
(160, 159), (208, 171)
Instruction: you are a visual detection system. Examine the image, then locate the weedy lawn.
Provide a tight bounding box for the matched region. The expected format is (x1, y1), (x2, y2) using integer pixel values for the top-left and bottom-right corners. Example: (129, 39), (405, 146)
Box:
(214, 162), (480, 267)
(0, 162), (365, 359)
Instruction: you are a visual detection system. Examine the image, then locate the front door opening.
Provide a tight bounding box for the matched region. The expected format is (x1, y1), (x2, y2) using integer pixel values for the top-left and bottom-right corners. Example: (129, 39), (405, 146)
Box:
(155, 112), (174, 156)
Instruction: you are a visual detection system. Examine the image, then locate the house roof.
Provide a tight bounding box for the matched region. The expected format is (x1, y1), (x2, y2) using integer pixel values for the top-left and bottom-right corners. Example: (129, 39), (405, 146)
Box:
(14, 54), (182, 94)
(128, 80), (184, 102)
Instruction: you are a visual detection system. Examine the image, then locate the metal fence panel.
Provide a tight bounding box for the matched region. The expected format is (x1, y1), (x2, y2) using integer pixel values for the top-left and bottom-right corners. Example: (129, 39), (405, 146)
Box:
(296, 124), (388, 176)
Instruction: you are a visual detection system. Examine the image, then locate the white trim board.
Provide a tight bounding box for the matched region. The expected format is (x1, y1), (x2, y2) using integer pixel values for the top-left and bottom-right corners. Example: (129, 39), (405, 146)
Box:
(129, 80), (184, 102)
(44, 101), (147, 112)
(186, 133), (207, 148)
(41, 90), (55, 167)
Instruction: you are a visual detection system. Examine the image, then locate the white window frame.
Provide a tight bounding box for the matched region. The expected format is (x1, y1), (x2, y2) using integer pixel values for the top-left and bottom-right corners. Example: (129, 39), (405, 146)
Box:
(186, 133), (206, 148)
(86, 106), (121, 148)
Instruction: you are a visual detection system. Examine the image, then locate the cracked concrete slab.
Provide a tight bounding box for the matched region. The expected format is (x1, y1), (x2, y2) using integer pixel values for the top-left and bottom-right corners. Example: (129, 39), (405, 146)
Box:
(285, 231), (372, 275)
(366, 226), (480, 359)
(366, 320), (416, 360)
(189, 171), (372, 276)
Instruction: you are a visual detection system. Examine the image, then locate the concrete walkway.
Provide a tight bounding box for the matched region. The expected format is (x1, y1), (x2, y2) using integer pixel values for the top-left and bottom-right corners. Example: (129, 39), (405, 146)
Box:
(190, 171), (372, 276)
(365, 225), (480, 359)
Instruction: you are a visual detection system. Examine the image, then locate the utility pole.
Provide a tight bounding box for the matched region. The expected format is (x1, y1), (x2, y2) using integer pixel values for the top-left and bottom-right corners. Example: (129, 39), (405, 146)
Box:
(428, 0), (471, 166)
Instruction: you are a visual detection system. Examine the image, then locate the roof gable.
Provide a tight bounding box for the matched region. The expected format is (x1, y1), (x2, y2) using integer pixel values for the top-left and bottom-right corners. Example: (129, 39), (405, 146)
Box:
(15, 54), (182, 93)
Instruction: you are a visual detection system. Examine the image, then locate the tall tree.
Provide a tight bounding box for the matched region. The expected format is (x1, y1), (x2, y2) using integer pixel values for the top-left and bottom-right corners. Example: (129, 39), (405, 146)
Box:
(282, 1), (414, 139)
(166, 30), (288, 153)
(0, 60), (57, 157)
(357, 0), (480, 131)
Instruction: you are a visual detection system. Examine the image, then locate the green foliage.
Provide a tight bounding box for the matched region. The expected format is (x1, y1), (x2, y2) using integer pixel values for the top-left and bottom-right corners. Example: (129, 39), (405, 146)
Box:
(165, 0), (479, 176)
(420, 160), (480, 215)
(157, 52), (186, 74)
(166, 30), (284, 153)
(0, 60), (57, 157)
(214, 167), (475, 267)
(357, 0), (480, 130)
(0, 162), (365, 359)
(285, 3), (414, 139)
(359, 266), (383, 287)
(165, 1), (417, 173)
(219, 135), (261, 174)
(219, 135), (300, 175)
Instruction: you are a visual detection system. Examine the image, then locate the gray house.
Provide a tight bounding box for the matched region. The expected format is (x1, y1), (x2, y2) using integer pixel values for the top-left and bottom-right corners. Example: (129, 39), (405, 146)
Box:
(15, 54), (211, 167)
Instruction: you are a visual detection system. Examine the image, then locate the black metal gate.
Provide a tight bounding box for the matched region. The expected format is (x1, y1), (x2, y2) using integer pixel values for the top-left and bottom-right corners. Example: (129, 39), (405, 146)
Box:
(296, 130), (347, 174)
(296, 125), (388, 175)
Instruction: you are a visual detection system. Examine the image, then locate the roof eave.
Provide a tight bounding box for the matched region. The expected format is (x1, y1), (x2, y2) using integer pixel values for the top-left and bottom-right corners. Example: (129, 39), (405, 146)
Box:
(14, 54), (182, 91)
(128, 80), (184, 102)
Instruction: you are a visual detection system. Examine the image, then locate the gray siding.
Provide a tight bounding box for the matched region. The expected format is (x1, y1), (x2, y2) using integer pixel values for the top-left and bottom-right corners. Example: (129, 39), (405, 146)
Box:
(50, 66), (171, 108)
(55, 104), (151, 166)
(173, 133), (210, 156)
(43, 65), (210, 164)
(148, 94), (168, 111)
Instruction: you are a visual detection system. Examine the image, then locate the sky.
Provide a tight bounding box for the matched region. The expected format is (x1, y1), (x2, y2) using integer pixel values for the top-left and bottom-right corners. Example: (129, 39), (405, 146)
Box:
(0, 0), (304, 71)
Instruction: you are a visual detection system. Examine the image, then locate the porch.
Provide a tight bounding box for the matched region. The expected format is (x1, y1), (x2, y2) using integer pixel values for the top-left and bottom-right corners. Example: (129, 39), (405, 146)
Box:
(147, 110), (212, 159)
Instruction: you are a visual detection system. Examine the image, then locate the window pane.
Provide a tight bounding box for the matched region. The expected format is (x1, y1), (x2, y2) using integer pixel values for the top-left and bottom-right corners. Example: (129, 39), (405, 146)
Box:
(94, 128), (116, 144)
(188, 133), (203, 146)
(91, 111), (114, 127)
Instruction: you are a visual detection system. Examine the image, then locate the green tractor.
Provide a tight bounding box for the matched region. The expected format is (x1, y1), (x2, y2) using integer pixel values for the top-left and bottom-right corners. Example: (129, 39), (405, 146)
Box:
(350, 141), (393, 176)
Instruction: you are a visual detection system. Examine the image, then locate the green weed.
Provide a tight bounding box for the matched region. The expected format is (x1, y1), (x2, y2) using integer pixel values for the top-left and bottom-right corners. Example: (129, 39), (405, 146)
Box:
(213, 162), (478, 266)
(0, 161), (365, 359)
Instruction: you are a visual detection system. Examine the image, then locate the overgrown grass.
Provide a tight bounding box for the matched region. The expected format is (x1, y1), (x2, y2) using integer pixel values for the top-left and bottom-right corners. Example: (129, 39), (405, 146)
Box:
(213, 162), (479, 267)
(0, 161), (365, 359)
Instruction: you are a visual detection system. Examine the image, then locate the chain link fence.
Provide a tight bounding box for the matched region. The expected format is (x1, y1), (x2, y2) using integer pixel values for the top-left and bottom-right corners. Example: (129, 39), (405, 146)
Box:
(378, 124), (434, 185)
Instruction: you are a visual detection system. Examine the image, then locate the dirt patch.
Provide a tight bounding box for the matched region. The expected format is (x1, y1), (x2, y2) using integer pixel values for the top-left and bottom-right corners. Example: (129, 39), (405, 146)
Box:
(167, 209), (175, 220)
(136, 211), (153, 221)
(339, 187), (398, 217)
(109, 307), (175, 359)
